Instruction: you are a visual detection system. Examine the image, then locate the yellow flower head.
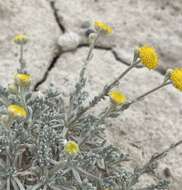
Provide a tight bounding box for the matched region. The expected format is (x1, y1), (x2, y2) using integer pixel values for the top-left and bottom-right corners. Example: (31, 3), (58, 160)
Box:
(64, 140), (80, 155)
(95, 21), (112, 34)
(170, 68), (182, 91)
(138, 45), (158, 69)
(14, 34), (28, 45)
(8, 104), (27, 119)
(15, 73), (31, 87)
(109, 91), (126, 105)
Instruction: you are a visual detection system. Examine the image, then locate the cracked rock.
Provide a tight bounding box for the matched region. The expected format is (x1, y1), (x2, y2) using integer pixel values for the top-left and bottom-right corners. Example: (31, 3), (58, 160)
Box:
(58, 32), (81, 51)
(53, 0), (182, 71)
(0, 0), (61, 87)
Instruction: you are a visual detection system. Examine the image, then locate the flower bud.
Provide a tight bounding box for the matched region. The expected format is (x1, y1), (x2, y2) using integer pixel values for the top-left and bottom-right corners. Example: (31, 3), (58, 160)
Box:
(14, 34), (28, 45)
(15, 73), (31, 88)
(8, 104), (27, 119)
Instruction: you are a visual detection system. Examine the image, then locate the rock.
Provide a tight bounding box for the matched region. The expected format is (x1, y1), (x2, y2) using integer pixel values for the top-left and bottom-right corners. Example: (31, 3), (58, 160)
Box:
(40, 47), (182, 189)
(0, 0), (61, 87)
(58, 32), (81, 51)
(54, 0), (182, 70)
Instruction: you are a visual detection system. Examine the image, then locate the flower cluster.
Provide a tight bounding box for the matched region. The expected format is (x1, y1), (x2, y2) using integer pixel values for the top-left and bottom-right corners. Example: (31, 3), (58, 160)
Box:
(14, 34), (28, 45)
(95, 21), (112, 34)
(138, 45), (158, 69)
(8, 104), (27, 119)
(109, 91), (126, 105)
(15, 73), (31, 87)
(64, 140), (80, 155)
(170, 68), (182, 91)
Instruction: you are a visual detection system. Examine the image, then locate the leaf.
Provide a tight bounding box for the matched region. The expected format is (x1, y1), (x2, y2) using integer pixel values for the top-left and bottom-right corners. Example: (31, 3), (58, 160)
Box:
(16, 170), (35, 177)
(0, 159), (5, 170)
(49, 185), (61, 190)
(49, 161), (67, 176)
(0, 171), (6, 177)
(96, 158), (106, 170)
(72, 168), (82, 184)
(0, 181), (5, 190)
(51, 185), (75, 190)
(77, 167), (100, 181)
(31, 183), (43, 190)
(109, 113), (119, 118)
(43, 185), (47, 190)
(13, 177), (25, 190)
(6, 177), (10, 190)
(11, 178), (19, 190)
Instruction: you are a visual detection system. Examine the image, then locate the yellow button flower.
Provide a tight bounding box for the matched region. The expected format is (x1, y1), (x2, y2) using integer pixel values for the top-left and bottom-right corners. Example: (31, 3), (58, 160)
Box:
(170, 68), (182, 91)
(138, 45), (158, 69)
(64, 140), (80, 155)
(14, 34), (28, 45)
(109, 91), (126, 105)
(15, 73), (31, 87)
(8, 104), (27, 119)
(95, 21), (112, 34)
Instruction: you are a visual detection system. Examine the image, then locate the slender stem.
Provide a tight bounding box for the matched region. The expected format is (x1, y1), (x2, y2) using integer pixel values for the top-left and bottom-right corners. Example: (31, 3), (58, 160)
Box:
(86, 31), (100, 61)
(118, 81), (172, 114)
(20, 44), (23, 63)
(19, 86), (26, 107)
(80, 31), (100, 80)
(141, 139), (182, 176)
(130, 81), (171, 104)
(19, 44), (25, 72)
(105, 63), (137, 92)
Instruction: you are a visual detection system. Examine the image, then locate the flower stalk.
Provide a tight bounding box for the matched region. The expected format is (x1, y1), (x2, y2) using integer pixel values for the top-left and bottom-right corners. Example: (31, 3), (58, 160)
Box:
(86, 31), (100, 61)
(130, 81), (171, 104)
(14, 34), (28, 72)
(120, 81), (172, 112)
(19, 44), (26, 72)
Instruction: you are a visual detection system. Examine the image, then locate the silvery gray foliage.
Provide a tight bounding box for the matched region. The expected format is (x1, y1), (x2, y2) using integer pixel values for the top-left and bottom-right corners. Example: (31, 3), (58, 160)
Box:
(0, 62), (171, 190)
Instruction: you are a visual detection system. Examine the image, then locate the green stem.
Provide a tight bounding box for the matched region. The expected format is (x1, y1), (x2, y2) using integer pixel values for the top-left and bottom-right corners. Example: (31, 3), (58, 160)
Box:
(86, 31), (100, 61)
(19, 86), (26, 105)
(105, 63), (138, 92)
(118, 81), (172, 113)
(19, 44), (25, 72)
(130, 81), (172, 104)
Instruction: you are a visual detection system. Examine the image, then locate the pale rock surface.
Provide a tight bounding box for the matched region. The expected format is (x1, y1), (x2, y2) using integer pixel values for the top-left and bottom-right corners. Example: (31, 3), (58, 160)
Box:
(0, 0), (61, 87)
(58, 32), (81, 51)
(1, 0), (182, 189)
(40, 48), (182, 189)
(54, 0), (182, 70)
